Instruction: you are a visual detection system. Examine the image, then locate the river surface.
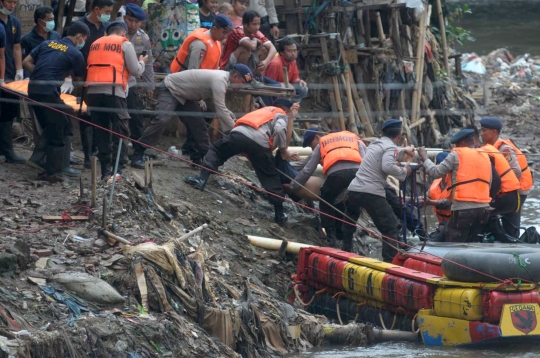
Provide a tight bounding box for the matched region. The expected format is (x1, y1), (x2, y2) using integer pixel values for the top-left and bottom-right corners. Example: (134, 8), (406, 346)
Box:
(449, 0), (540, 56)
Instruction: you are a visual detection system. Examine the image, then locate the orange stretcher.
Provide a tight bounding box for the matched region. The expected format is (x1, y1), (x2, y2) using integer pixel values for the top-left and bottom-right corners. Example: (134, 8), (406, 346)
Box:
(1, 79), (87, 113)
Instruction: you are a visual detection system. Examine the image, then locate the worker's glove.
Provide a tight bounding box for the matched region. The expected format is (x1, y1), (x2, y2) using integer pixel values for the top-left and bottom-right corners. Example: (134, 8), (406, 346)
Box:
(61, 78), (74, 94)
(15, 69), (24, 81)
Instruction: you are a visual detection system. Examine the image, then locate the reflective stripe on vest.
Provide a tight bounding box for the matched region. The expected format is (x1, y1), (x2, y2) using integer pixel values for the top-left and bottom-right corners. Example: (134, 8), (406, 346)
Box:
(170, 28), (222, 73)
(494, 139), (533, 192)
(234, 106), (286, 149)
(480, 144), (520, 194)
(86, 35), (129, 92)
(319, 131), (363, 174)
(447, 147), (491, 203)
(429, 176), (451, 223)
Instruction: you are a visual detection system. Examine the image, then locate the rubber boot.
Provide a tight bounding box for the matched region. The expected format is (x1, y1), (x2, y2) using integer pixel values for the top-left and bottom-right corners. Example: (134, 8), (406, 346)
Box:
(80, 124), (93, 168)
(62, 136), (82, 177)
(44, 146), (73, 184)
(0, 121), (26, 164)
(274, 204), (288, 224)
(27, 135), (48, 171)
(185, 169), (211, 191)
(101, 161), (112, 180)
(324, 228), (337, 247)
(131, 147), (146, 169)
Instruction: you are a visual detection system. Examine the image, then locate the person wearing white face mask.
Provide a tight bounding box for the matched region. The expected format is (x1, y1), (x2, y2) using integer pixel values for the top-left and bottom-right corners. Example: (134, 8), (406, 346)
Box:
(0, 0), (26, 164)
(74, 0), (113, 60)
(21, 6), (61, 78)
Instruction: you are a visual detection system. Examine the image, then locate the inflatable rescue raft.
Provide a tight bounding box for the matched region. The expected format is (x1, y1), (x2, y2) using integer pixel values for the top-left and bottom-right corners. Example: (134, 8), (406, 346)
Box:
(291, 246), (540, 346)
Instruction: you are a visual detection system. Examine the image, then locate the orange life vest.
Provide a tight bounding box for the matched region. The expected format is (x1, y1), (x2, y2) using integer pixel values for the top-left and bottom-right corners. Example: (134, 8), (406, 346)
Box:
(480, 144), (520, 194)
(318, 131), (363, 174)
(234, 106), (286, 149)
(86, 35), (129, 91)
(429, 176), (451, 223)
(494, 139), (533, 192)
(170, 28), (222, 73)
(447, 147), (491, 203)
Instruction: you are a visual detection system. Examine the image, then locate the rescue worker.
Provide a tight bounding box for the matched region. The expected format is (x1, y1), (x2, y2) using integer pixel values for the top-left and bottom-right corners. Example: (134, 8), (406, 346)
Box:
(285, 129), (366, 246)
(427, 152), (452, 225)
(418, 128), (501, 243)
(124, 3), (154, 145)
(168, 14), (232, 157)
(22, 21), (89, 183)
(186, 99), (300, 224)
(0, 0), (25, 164)
(342, 119), (414, 259)
(21, 6), (60, 70)
(131, 64), (253, 168)
(74, 0), (113, 168)
(85, 21), (146, 179)
(170, 14), (231, 73)
(480, 117), (533, 238)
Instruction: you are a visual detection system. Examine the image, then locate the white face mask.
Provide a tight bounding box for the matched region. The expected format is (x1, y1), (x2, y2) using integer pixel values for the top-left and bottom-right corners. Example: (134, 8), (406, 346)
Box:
(0, 5), (12, 15)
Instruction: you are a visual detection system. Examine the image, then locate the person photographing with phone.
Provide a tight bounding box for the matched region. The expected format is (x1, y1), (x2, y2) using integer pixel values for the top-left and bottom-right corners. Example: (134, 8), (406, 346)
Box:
(84, 21), (147, 180)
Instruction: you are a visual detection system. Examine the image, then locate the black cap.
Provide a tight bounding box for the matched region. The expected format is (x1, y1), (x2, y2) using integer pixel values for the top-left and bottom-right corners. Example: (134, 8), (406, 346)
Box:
(125, 4), (146, 21)
(381, 119), (402, 131)
(106, 21), (128, 35)
(302, 127), (318, 148)
(480, 117), (503, 130)
(450, 128), (475, 144)
(273, 98), (294, 109)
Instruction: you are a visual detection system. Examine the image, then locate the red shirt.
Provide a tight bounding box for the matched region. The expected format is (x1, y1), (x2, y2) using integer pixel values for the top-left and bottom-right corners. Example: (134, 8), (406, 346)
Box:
(220, 26), (270, 69)
(264, 55), (300, 83)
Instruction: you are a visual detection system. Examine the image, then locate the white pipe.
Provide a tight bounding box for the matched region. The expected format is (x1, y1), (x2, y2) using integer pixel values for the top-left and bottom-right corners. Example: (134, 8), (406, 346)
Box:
(247, 235), (316, 254)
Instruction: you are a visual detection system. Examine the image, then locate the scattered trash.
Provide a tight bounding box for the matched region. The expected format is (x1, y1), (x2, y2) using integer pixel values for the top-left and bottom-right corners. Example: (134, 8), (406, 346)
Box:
(51, 272), (124, 304)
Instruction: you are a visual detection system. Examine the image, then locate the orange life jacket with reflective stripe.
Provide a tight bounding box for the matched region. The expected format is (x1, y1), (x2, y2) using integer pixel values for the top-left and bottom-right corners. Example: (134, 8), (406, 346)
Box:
(234, 106), (286, 149)
(86, 35), (129, 91)
(494, 139), (533, 192)
(318, 131), (363, 174)
(429, 176), (451, 223)
(481, 144), (520, 194)
(170, 28), (222, 73)
(447, 147), (491, 203)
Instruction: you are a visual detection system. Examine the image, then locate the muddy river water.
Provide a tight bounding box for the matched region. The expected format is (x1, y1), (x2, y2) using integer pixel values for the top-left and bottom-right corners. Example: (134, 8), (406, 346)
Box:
(288, 3), (540, 355)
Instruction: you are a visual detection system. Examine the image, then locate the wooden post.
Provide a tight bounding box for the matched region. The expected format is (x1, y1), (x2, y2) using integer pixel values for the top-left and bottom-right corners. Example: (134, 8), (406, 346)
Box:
(56, 0), (66, 34)
(79, 177), (84, 198)
(340, 74), (357, 133)
(283, 66), (290, 88)
(320, 36), (346, 131)
(102, 196), (108, 228)
(336, 36), (374, 136)
(435, 0), (449, 74)
(144, 159), (149, 189)
(64, 0), (78, 31)
(410, 8), (428, 123)
(149, 158), (154, 189)
(90, 157), (98, 208)
(375, 12), (385, 46)
(363, 11), (371, 48)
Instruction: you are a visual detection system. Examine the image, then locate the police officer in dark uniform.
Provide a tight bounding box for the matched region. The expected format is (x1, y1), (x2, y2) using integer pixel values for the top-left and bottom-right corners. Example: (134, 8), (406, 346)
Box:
(21, 6), (60, 72)
(0, 0), (25, 164)
(124, 3), (154, 144)
(22, 21), (89, 183)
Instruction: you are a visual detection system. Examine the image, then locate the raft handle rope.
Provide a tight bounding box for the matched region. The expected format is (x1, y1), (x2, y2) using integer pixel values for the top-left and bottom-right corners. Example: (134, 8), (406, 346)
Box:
(0, 85), (515, 285)
(411, 313), (420, 334)
(293, 286), (327, 307)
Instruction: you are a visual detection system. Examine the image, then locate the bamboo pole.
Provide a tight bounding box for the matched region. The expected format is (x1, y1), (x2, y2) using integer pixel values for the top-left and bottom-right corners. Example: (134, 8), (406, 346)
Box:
(435, 0), (449, 74)
(341, 73), (357, 133)
(375, 12), (385, 46)
(336, 35), (374, 136)
(410, 8), (428, 123)
(320, 36), (346, 131)
(90, 157), (97, 208)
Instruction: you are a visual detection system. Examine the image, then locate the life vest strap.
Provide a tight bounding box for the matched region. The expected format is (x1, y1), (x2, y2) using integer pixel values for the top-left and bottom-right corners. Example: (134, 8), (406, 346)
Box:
(499, 167), (513, 178)
(446, 178), (490, 192)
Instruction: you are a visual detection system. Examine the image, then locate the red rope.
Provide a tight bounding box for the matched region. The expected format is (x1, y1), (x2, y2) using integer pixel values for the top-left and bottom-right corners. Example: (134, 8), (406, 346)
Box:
(1, 86), (510, 283)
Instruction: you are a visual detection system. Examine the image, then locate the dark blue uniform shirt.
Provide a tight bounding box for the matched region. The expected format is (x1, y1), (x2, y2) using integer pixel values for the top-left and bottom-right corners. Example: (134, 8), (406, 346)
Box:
(21, 27), (61, 77)
(76, 16), (109, 60)
(0, 14), (21, 81)
(21, 27), (61, 57)
(28, 37), (86, 96)
(0, 24), (6, 49)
